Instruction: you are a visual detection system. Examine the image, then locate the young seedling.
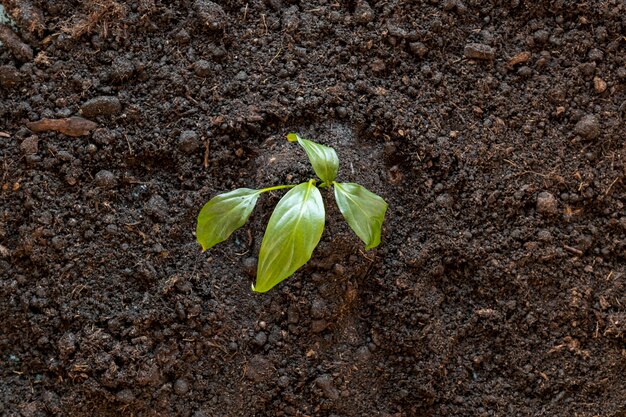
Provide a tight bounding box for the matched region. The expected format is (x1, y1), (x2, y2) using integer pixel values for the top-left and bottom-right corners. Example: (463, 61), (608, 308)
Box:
(196, 133), (388, 293)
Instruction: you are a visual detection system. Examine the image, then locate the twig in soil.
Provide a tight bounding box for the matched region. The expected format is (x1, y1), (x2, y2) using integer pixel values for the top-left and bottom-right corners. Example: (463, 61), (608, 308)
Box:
(26, 117), (97, 137)
(603, 177), (621, 196)
(563, 245), (583, 256)
(268, 47), (283, 66)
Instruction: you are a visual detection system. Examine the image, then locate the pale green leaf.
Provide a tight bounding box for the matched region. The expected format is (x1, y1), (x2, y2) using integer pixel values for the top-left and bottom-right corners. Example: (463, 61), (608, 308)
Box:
(333, 182), (387, 250)
(254, 180), (325, 293)
(287, 133), (339, 185)
(196, 188), (260, 251)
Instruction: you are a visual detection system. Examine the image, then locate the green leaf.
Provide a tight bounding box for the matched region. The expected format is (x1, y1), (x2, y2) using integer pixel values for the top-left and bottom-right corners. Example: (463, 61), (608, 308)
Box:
(254, 180), (325, 293)
(287, 133), (339, 185)
(333, 182), (387, 250)
(196, 188), (261, 251)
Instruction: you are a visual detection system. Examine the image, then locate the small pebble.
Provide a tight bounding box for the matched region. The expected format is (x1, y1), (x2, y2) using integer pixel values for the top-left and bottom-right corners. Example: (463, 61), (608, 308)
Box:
(94, 170), (117, 188)
(311, 319), (328, 333)
(179, 130), (199, 154)
(81, 96), (122, 119)
(410, 42), (428, 58)
(174, 379), (189, 395)
(242, 257), (257, 277)
(193, 60), (211, 77)
(593, 77), (607, 93)
(536, 192), (558, 216)
(574, 114), (600, 140)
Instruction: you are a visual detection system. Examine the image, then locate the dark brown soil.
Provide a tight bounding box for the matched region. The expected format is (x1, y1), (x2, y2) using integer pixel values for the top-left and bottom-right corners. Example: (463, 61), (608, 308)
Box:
(1, 1), (625, 416)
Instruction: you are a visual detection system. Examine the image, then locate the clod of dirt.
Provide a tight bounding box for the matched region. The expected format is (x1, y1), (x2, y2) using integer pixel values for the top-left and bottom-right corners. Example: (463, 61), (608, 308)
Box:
(20, 136), (38, 155)
(0, 23), (33, 62)
(244, 355), (272, 382)
(94, 170), (117, 189)
(574, 114), (600, 140)
(57, 332), (77, 360)
(145, 194), (168, 221)
(80, 96), (122, 119)
(116, 389), (135, 403)
(354, 0), (374, 24)
(314, 374), (339, 400)
(173, 379), (190, 396)
(192, 59), (211, 77)
(110, 57), (135, 83)
(26, 117), (97, 137)
(253, 332), (267, 347)
(593, 77), (607, 94)
(536, 192), (558, 216)
(0, 64), (21, 89)
(464, 43), (495, 60)
(410, 42), (428, 58)
(179, 130), (200, 154)
(193, 0), (226, 31)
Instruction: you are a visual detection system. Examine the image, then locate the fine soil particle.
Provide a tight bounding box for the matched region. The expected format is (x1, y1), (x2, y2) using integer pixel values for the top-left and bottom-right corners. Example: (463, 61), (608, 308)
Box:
(1, 1), (625, 416)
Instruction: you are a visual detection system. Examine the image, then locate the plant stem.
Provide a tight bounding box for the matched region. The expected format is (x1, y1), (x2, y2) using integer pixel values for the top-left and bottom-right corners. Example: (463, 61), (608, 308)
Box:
(259, 184), (297, 193)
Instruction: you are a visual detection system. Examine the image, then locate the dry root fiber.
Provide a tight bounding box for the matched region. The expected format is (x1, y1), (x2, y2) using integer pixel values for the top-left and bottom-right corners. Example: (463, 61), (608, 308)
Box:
(61, 0), (126, 39)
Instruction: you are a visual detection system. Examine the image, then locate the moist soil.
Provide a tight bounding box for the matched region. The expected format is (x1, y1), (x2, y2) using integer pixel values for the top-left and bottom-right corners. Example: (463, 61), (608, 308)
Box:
(1, 1), (625, 416)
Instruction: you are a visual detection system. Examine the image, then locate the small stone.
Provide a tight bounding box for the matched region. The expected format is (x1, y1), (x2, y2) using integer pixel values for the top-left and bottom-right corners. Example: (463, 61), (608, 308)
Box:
(464, 43), (495, 60)
(0, 65), (21, 89)
(179, 130), (199, 154)
(574, 114), (600, 140)
(235, 71), (248, 81)
(242, 257), (257, 277)
(20, 136), (39, 155)
(314, 374), (339, 400)
(94, 170), (117, 189)
(354, 0), (374, 24)
(193, 59), (211, 77)
(173, 379), (189, 395)
(593, 77), (607, 93)
(536, 192), (558, 216)
(410, 42), (428, 58)
(254, 332), (267, 347)
(80, 96), (122, 119)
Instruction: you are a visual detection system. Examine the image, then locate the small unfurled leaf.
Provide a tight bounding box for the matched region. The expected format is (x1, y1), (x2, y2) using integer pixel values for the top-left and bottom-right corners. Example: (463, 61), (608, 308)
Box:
(196, 188), (260, 251)
(333, 182), (387, 250)
(287, 133), (339, 185)
(254, 180), (325, 293)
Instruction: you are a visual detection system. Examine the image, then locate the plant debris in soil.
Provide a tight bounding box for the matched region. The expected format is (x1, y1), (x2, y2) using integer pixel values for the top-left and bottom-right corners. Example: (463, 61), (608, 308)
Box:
(1, 0), (625, 416)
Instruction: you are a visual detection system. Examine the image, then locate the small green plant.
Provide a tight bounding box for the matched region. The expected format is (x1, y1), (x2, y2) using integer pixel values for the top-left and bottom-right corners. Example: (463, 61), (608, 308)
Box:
(196, 133), (388, 293)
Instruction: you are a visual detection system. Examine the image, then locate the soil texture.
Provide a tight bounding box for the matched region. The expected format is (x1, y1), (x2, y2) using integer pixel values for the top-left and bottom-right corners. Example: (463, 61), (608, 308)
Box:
(1, 0), (625, 416)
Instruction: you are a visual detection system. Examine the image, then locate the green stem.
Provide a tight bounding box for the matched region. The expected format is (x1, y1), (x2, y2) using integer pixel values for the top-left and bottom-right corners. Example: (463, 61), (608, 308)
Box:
(259, 184), (297, 193)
